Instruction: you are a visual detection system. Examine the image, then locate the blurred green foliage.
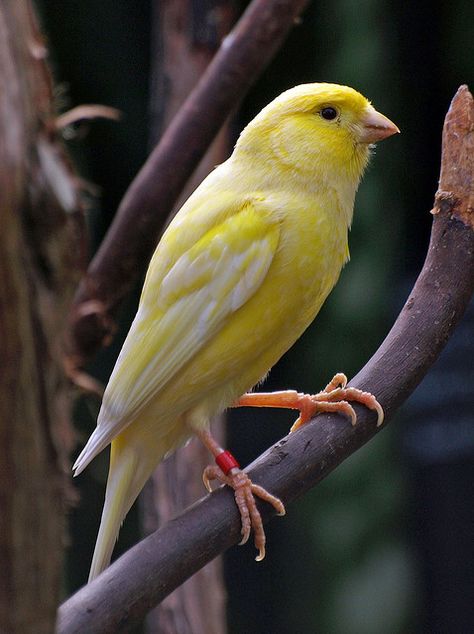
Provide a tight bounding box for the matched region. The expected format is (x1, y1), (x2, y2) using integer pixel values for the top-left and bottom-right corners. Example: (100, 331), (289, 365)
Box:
(35, 0), (473, 632)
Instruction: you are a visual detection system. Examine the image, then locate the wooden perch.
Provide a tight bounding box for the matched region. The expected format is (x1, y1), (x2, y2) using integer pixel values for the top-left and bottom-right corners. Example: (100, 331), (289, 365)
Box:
(57, 86), (474, 633)
(67, 0), (311, 366)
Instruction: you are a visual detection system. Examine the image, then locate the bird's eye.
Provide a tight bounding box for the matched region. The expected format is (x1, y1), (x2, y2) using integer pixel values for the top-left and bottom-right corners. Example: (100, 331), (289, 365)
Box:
(320, 107), (338, 121)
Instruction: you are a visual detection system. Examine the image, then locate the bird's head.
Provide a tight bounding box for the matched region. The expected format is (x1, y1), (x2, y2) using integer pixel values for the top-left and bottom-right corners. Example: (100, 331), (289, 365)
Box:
(235, 83), (399, 187)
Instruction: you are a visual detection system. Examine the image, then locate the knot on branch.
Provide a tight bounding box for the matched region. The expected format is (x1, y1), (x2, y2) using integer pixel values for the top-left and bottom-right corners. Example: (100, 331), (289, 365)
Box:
(431, 189), (461, 216)
(68, 299), (117, 365)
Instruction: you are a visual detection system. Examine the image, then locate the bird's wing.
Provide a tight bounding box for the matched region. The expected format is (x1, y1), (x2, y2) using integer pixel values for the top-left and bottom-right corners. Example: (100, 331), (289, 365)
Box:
(73, 196), (280, 474)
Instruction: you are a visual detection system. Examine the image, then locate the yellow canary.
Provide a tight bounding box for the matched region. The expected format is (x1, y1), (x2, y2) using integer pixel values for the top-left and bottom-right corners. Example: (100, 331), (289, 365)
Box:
(74, 83), (398, 581)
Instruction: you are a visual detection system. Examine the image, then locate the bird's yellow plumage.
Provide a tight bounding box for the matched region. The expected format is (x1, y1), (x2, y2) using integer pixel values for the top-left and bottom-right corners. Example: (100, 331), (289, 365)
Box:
(74, 83), (398, 581)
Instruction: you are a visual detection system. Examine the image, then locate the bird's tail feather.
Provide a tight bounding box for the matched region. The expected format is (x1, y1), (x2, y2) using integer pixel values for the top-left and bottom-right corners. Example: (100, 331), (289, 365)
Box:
(88, 437), (164, 582)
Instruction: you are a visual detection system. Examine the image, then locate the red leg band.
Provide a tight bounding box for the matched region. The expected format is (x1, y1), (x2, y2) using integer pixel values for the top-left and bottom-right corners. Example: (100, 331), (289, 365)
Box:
(215, 450), (240, 475)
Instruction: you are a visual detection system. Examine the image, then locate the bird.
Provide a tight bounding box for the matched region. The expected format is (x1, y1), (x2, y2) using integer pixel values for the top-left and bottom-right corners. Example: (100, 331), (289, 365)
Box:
(73, 82), (399, 582)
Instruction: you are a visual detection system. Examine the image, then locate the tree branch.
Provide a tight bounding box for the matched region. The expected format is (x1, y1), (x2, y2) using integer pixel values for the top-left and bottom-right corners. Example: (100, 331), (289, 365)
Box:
(57, 85), (473, 634)
(67, 0), (311, 366)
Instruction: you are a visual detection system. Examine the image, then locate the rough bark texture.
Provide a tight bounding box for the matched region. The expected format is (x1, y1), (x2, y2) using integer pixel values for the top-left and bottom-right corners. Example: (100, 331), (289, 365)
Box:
(0, 2), (84, 632)
(432, 84), (473, 226)
(57, 87), (474, 634)
(143, 2), (237, 633)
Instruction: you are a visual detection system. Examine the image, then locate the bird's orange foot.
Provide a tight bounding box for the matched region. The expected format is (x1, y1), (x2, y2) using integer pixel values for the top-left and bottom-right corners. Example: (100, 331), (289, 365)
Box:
(203, 462), (285, 561)
(235, 372), (384, 431)
(290, 372), (384, 432)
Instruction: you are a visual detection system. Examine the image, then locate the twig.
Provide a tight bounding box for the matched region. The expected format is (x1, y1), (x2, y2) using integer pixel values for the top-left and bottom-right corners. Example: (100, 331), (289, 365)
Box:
(55, 105), (121, 130)
(57, 86), (474, 634)
(67, 0), (311, 366)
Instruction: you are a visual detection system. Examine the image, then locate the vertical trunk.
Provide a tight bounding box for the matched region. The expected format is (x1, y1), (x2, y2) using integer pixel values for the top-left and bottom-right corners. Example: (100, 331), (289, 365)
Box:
(0, 2), (83, 632)
(143, 2), (238, 632)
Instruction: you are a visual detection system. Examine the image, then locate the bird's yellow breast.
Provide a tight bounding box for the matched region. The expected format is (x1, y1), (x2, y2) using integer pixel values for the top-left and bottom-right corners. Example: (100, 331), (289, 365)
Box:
(135, 172), (351, 430)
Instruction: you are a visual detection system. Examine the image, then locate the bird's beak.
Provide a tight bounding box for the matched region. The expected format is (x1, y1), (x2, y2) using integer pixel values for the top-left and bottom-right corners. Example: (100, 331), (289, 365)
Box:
(360, 106), (400, 143)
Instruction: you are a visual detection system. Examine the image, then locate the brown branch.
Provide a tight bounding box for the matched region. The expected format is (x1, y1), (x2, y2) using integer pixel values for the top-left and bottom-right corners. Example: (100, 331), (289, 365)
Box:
(67, 0), (312, 367)
(57, 86), (474, 634)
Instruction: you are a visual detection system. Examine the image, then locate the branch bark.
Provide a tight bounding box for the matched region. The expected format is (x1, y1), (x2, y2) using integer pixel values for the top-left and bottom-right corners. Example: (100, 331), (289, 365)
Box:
(0, 2), (84, 632)
(67, 0), (311, 367)
(57, 86), (474, 634)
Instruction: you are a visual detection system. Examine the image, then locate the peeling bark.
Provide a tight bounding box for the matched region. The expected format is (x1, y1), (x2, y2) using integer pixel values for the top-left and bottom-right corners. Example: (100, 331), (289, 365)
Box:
(0, 2), (84, 632)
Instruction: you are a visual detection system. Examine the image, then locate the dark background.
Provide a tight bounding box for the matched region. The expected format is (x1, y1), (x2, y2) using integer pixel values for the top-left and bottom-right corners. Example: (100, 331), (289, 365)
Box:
(35, 1), (474, 632)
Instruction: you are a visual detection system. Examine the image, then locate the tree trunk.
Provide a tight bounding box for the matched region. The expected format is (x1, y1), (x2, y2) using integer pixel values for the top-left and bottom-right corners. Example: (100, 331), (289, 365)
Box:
(0, 2), (84, 632)
(143, 3), (238, 632)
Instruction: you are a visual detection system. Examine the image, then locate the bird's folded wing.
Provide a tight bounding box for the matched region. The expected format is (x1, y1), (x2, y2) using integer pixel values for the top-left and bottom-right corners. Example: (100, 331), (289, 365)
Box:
(73, 198), (280, 474)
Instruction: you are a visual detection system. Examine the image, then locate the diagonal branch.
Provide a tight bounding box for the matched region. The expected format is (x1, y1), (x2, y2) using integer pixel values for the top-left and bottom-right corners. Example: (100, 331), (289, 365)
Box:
(57, 87), (474, 634)
(67, 0), (311, 366)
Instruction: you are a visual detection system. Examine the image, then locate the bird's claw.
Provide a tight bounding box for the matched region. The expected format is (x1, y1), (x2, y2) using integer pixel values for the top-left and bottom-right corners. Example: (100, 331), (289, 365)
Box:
(202, 465), (285, 561)
(290, 372), (384, 432)
(202, 468), (214, 493)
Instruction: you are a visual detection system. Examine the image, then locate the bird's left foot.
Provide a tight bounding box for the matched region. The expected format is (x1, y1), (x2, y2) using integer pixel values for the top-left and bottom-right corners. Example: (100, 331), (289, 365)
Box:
(235, 372), (384, 431)
(290, 372), (384, 431)
(203, 462), (285, 561)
